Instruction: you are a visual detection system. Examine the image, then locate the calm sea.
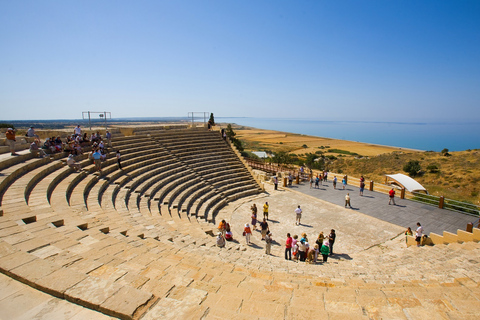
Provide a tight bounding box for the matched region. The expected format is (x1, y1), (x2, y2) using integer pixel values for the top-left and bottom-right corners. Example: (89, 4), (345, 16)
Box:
(217, 118), (480, 152)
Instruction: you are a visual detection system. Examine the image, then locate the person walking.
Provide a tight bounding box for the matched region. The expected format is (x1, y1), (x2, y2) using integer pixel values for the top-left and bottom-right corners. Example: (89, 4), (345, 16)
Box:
(295, 205), (302, 225)
(273, 175), (278, 190)
(244, 224), (252, 245)
(265, 232), (273, 255)
(342, 177), (346, 190)
(263, 202), (269, 220)
(345, 193), (352, 208)
(285, 233), (292, 260)
(328, 229), (336, 255)
(333, 176), (337, 189)
(389, 188), (396, 205)
(359, 176), (365, 196)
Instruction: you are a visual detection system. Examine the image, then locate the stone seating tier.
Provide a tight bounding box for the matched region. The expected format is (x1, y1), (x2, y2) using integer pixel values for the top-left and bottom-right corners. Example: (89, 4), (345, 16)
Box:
(0, 127), (272, 319)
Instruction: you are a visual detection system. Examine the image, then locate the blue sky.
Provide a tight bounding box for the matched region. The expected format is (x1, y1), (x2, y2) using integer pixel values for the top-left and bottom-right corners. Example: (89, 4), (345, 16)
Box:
(1, 0), (479, 122)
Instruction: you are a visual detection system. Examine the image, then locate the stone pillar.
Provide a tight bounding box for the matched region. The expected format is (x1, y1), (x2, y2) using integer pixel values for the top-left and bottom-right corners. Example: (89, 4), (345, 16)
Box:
(400, 188), (405, 199)
(283, 177), (287, 187)
(296, 175), (299, 184)
(369, 181), (374, 191)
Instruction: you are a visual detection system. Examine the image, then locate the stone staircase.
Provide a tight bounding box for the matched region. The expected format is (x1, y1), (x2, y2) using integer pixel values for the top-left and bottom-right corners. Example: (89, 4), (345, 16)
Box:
(0, 127), (479, 319)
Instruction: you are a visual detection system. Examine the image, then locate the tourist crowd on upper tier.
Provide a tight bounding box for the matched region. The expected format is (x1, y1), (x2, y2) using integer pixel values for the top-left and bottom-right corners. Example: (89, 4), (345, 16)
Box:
(4, 125), (112, 159)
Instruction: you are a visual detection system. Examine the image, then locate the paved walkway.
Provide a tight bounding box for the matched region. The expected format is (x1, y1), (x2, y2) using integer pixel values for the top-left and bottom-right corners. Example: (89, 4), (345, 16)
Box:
(290, 179), (477, 235)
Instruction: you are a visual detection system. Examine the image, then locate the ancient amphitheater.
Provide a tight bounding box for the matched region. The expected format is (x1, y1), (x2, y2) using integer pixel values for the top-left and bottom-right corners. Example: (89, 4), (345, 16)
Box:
(0, 126), (479, 320)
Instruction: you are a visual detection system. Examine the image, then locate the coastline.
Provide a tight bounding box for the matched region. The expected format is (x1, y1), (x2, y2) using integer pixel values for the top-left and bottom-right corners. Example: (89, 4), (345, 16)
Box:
(224, 123), (423, 156)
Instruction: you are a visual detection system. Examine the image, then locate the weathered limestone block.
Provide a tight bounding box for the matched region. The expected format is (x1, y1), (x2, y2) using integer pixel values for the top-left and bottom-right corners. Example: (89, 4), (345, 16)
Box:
(457, 230), (474, 242)
(473, 228), (480, 242)
(428, 233), (444, 245)
(100, 285), (154, 320)
(64, 276), (123, 311)
(36, 267), (88, 299)
(10, 258), (59, 287)
(443, 231), (460, 244)
(0, 251), (36, 275)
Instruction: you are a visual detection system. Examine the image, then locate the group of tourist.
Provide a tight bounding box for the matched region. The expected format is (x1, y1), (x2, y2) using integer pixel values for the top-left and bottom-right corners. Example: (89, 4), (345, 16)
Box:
(405, 222), (425, 247)
(5, 125), (113, 159)
(284, 230), (336, 263)
(214, 202), (338, 264)
(216, 219), (234, 247)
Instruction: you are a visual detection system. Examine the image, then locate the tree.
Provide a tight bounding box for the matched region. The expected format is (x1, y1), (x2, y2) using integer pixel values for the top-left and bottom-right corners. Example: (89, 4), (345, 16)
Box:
(305, 153), (324, 170)
(441, 148), (449, 154)
(226, 124), (243, 152)
(271, 151), (292, 166)
(403, 160), (421, 177)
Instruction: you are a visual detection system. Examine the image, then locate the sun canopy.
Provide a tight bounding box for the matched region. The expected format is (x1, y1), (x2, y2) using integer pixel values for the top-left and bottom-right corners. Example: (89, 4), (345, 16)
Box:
(385, 174), (428, 194)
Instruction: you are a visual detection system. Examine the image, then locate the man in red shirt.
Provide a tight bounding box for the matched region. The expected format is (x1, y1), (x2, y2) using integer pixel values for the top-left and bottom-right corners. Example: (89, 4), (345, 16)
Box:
(285, 233), (292, 260)
(389, 188), (396, 205)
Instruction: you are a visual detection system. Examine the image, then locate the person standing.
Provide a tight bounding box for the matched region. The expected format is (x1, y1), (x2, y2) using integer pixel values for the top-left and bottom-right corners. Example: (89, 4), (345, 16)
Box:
(360, 180), (365, 196)
(273, 175), (278, 190)
(345, 193), (352, 208)
(74, 125), (82, 137)
(415, 222), (424, 247)
(298, 240), (307, 261)
(93, 149), (102, 173)
(260, 218), (269, 240)
(263, 202), (269, 220)
(6, 128), (16, 155)
(389, 188), (396, 205)
(315, 176), (320, 189)
(116, 150), (122, 170)
(265, 232), (273, 255)
(333, 176), (337, 189)
(328, 229), (336, 255)
(321, 240), (330, 262)
(295, 205), (302, 225)
(244, 224), (252, 245)
(285, 233), (292, 260)
(342, 177), (346, 190)
(250, 204), (257, 230)
(316, 232), (325, 251)
(106, 130), (112, 148)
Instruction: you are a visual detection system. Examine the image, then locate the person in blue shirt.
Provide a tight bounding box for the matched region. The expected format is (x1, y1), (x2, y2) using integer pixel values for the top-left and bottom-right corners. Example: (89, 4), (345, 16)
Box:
(92, 149), (102, 173)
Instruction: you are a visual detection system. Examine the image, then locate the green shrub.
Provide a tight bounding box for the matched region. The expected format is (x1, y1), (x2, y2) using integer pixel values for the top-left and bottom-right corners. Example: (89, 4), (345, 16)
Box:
(403, 160), (421, 177)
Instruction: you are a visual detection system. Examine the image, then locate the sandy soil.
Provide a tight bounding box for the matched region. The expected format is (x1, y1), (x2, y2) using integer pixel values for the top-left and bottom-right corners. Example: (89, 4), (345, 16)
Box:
(233, 126), (420, 157)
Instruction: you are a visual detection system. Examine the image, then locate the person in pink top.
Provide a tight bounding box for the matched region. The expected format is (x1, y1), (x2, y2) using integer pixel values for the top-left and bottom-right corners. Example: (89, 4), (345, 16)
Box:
(285, 233), (292, 260)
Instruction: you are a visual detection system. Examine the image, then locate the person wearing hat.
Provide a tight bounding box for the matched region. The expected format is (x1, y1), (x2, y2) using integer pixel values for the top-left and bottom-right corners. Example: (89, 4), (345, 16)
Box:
(5, 128), (16, 155)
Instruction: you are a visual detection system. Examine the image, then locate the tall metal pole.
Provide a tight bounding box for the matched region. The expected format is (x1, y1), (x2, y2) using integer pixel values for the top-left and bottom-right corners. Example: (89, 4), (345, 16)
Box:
(88, 111), (92, 131)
